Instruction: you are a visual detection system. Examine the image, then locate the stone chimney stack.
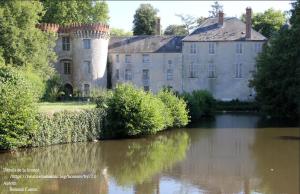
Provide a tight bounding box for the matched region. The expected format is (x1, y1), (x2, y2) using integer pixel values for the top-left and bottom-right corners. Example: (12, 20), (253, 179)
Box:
(218, 11), (224, 26)
(246, 7), (252, 39)
(155, 17), (161, 35)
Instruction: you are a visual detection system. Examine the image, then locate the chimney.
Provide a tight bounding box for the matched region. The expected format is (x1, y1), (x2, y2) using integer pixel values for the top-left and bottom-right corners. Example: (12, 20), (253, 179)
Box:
(246, 7), (252, 39)
(155, 17), (161, 35)
(218, 11), (224, 26)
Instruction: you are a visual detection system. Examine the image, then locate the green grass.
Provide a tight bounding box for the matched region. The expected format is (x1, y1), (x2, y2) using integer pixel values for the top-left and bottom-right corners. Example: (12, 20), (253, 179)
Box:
(38, 102), (96, 114)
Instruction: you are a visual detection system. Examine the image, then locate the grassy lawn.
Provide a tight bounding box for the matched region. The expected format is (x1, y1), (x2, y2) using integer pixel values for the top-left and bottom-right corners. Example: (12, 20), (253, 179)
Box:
(38, 102), (96, 114)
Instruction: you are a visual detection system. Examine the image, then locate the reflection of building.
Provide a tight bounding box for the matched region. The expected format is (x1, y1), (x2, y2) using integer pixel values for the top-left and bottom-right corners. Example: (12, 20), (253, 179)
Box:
(38, 8), (266, 100)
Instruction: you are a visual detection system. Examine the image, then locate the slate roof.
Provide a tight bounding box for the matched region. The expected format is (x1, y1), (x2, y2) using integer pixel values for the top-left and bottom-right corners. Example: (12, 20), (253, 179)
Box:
(108, 35), (184, 53)
(183, 17), (267, 42)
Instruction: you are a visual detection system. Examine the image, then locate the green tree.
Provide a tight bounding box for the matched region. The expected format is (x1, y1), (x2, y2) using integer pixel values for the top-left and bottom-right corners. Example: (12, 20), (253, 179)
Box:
(0, 65), (38, 150)
(250, 0), (300, 118)
(164, 24), (188, 35)
(41, 0), (109, 25)
(209, 1), (223, 17)
(0, 0), (56, 80)
(133, 4), (158, 35)
(110, 28), (133, 36)
(241, 8), (286, 38)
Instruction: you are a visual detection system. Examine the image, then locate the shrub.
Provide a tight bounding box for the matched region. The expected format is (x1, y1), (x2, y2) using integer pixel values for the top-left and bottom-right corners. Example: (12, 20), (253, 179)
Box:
(216, 99), (259, 111)
(104, 84), (168, 137)
(157, 90), (189, 127)
(32, 108), (106, 147)
(182, 90), (216, 121)
(0, 65), (38, 150)
(43, 73), (64, 102)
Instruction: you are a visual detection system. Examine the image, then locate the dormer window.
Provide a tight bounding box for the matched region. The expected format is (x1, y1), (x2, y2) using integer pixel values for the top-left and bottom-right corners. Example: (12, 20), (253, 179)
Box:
(62, 37), (70, 51)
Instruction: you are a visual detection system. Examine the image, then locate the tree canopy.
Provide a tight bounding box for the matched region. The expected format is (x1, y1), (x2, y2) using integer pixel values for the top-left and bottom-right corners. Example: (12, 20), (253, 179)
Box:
(241, 8), (286, 38)
(0, 0), (56, 79)
(209, 1), (223, 17)
(110, 28), (133, 37)
(250, 0), (300, 118)
(133, 4), (158, 35)
(41, 0), (109, 25)
(164, 25), (188, 35)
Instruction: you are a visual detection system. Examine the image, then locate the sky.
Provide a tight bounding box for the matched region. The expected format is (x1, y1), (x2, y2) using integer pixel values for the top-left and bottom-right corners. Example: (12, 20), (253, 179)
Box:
(106, 1), (293, 32)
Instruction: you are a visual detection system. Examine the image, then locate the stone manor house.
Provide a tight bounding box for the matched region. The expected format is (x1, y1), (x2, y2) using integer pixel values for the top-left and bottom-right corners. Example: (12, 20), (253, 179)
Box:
(38, 8), (266, 101)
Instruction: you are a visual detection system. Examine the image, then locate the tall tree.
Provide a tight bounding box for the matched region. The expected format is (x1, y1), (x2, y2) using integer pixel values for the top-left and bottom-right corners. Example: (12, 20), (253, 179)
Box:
(241, 8), (286, 38)
(133, 4), (158, 35)
(209, 1), (223, 17)
(41, 0), (109, 25)
(250, 0), (300, 118)
(0, 0), (56, 79)
(164, 25), (188, 35)
(175, 14), (197, 34)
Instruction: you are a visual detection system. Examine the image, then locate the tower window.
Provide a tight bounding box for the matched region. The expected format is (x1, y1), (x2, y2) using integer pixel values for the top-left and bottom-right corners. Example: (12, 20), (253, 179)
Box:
(83, 39), (91, 49)
(63, 61), (71, 74)
(84, 61), (91, 73)
(62, 37), (70, 51)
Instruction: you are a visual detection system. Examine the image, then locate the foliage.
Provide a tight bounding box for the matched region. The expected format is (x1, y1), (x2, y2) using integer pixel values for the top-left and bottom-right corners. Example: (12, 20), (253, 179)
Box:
(33, 108), (106, 147)
(133, 4), (158, 35)
(95, 89), (113, 109)
(110, 28), (133, 36)
(0, 0), (57, 80)
(164, 24), (188, 35)
(104, 84), (168, 137)
(43, 73), (64, 102)
(216, 99), (259, 111)
(157, 90), (189, 127)
(0, 65), (38, 150)
(241, 8), (286, 38)
(250, 0), (300, 118)
(175, 14), (197, 34)
(209, 1), (223, 17)
(182, 90), (216, 121)
(41, 0), (109, 25)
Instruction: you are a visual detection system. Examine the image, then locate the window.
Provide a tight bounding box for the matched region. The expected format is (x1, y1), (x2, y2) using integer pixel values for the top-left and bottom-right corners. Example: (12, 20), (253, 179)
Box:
(63, 61), (71, 74)
(208, 64), (216, 78)
(142, 54), (150, 63)
(235, 63), (242, 78)
(83, 39), (91, 49)
(209, 42), (215, 54)
(84, 84), (90, 96)
(84, 61), (91, 73)
(190, 43), (196, 54)
(125, 69), (132, 80)
(167, 69), (173, 80)
(254, 43), (262, 53)
(116, 69), (119, 80)
(116, 55), (120, 63)
(236, 43), (243, 54)
(125, 54), (131, 63)
(144, 86), (150, 91)
(168, 60), (172, 65)
(62, 37), (70, 51)
(142, 69), (149, 80)
(189, 63), (197, 78)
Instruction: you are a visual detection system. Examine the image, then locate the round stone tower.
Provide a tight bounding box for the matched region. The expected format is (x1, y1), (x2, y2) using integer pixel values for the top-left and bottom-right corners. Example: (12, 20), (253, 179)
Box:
(69, 23), (110, 95)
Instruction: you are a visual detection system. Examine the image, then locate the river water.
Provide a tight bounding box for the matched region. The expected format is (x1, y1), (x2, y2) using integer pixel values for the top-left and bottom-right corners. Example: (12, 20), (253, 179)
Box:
(0, 113), (299, 194)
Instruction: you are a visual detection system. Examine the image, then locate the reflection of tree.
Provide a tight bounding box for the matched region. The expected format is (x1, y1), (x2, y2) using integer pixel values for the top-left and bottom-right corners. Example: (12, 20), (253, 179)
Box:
(251, 128), (300, 194)
(102, 131), (190, 186)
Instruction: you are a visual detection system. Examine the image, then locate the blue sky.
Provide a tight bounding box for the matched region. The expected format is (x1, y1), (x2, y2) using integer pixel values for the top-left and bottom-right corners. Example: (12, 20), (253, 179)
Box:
(106, 1), (293, 31)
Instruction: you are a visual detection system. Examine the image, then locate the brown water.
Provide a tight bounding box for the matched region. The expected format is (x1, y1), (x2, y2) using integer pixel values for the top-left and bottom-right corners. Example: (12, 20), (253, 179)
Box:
(0, 113), (299, 194)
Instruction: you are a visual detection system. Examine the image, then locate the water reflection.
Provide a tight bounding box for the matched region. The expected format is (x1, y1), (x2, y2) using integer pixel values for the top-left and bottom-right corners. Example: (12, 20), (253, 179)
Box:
(0, 131), (190, 194)
(0, 113), (299, 194)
